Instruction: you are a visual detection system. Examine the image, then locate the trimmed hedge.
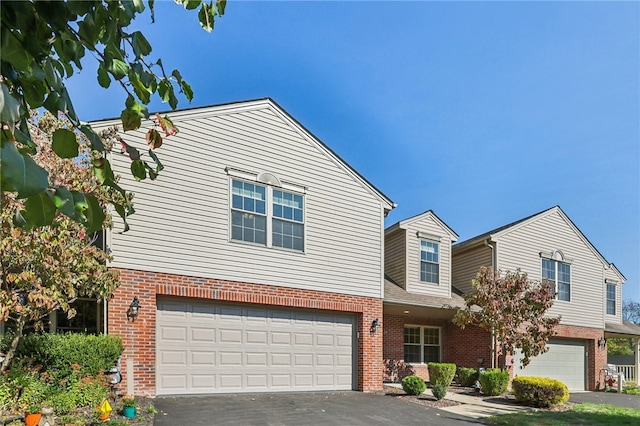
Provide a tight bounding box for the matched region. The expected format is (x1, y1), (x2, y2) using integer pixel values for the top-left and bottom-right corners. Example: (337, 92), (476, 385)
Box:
(427, 363), (456, 387)
(2, 332), (123, 379)
(457, 367), (479, 387)
(402, 375), (427, 395)
(479, 369), (509, 396)
(512, 376), (569, 407)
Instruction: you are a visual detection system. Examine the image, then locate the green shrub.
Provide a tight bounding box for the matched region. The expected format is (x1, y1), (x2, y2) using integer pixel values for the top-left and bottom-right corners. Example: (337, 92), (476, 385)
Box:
(457, 367), (479, 387)
(427, 363), (456, 387)
(622, 385), (640, 395)
(479, 369), (509, 396)
(512, 376), (570, 407)
(11, 333), (123, 380)
(402, 375), (426, 395)
(431, 384), (447, 400)
(0, 363), (53, 412)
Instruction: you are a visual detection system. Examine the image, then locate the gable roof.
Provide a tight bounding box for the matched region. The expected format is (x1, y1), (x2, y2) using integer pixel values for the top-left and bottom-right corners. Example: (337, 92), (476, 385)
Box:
(90, 97), (395, 212)
(385, 210), (459, 240)
(453, 206), (626, 282)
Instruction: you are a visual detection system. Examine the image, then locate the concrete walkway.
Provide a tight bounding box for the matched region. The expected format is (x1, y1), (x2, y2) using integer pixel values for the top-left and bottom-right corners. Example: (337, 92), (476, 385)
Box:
(386, 384), (533, 419)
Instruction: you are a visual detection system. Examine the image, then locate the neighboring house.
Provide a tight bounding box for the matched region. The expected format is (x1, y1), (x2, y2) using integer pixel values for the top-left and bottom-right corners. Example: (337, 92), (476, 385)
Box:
(91, 98), (394, 396)
(452, 206), (640, 391)
(382, 211), (492, 381)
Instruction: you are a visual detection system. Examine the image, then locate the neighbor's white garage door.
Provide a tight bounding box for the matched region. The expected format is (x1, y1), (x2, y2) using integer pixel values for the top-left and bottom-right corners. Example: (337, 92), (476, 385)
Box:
(156, 298), (355, 395)
(514, 339), (586, 391)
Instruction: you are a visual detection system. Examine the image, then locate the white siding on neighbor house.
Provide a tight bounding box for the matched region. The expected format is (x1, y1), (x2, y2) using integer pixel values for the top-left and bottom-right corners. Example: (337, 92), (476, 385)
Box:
(494, 210), (607, 329)
(404, 216), (452, 298)
(452, 245), (492, 295)
(100, 103), (386, 299)
(384, 229), (406, 289)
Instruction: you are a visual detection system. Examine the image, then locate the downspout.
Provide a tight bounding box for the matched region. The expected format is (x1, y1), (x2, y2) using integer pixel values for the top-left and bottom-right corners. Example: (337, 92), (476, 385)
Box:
(485, 239), (496, 369)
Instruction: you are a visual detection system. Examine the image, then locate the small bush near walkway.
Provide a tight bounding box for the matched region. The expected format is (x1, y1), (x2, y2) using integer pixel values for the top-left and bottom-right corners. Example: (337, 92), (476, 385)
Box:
(427, 363), (456, 387)
(431, 384), (447, 400)
(402, 375), (426, 395)
(479, 368), (509, 396)
(457, 367), (479, 387)
(512, 376), (569, 407)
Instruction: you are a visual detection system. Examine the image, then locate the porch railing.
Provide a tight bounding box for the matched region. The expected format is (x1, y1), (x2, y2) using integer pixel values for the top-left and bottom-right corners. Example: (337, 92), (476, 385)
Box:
(617, 365), (637, 385)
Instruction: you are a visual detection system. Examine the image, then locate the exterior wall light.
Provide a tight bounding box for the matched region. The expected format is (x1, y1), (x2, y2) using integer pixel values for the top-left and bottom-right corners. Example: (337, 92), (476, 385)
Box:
(598, 337), (607, 349)
(370, 318), (380, 333)
(126, 296), (140, 321)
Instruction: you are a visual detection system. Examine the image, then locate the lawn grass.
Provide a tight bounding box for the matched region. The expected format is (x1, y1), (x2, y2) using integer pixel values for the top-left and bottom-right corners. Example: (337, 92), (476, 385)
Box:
(486, 403), (640, 426)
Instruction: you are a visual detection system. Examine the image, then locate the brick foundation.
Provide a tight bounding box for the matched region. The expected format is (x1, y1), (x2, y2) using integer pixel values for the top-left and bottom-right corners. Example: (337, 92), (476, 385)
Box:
(108, 268), (383, 396)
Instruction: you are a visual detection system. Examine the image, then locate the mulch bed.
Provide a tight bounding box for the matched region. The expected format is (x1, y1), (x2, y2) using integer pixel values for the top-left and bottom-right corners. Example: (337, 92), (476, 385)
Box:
(381, 384), (462, 408)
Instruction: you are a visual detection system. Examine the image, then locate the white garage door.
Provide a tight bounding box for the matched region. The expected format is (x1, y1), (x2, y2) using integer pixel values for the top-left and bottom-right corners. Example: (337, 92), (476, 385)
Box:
(514, 339), (586, 391)
(156, 298), (355, 395)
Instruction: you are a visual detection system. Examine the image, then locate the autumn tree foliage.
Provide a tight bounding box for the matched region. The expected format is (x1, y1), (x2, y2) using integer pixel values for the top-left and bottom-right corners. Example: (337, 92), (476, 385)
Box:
(453, 266), (561, 370)
(0, 113), (120, 372)
(1, 0), (225, 231)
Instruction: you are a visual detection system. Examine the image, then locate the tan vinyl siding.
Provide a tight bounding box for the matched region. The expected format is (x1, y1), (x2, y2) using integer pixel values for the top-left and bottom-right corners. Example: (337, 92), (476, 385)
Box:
(384, 229), (407, 288)
(452, 245), (492, 295)
(105, 105), (385, 298)
(404, 216), (452, 298)
(494, 210), (606, 328)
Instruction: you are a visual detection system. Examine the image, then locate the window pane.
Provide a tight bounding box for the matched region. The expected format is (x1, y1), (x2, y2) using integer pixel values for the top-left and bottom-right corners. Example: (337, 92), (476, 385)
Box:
(404, 327), (421, 344)
(423, 346), (440, 363)
(542, 259), (555, 281)
(423, 328), (439, 345)
(232, 194), (243, 209)
(272, 219), (303, 251)
(558, 283), (570, 301)
(404, 345), (420, 363)
(420, 262), (439, 284)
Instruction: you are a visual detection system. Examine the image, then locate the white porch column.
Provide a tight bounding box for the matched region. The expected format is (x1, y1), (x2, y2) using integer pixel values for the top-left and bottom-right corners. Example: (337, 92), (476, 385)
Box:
(636, 338), (640, 386)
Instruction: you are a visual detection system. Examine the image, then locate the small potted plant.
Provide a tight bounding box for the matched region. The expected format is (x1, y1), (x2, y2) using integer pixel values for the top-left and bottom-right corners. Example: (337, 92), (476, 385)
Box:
(122, 397), (137, 418)
(24, 403), (42, 426)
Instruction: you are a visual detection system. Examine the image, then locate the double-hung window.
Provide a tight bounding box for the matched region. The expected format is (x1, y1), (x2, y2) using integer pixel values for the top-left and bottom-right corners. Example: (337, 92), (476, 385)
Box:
(542, 258), (571, 301)
(230, 178), (304, 252)
(404, 326), (441, 364)
(420, 240), (439, 284)
(606, 283), (616, 315)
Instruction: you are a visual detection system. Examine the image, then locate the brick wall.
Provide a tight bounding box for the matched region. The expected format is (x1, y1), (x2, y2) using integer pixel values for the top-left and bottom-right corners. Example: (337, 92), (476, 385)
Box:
(382, 313), (492, 382)
(382, 313), (606, 391)
(108, 268), (383, 396)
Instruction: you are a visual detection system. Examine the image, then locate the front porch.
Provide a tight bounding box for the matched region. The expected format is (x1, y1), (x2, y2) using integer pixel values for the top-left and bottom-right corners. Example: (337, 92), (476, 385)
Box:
(605, 319), (640, 387)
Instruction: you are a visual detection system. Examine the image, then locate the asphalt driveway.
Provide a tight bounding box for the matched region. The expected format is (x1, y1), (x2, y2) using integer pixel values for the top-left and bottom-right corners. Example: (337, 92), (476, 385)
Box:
(154, 391), (485, 425)
(569, 391), (640, 410)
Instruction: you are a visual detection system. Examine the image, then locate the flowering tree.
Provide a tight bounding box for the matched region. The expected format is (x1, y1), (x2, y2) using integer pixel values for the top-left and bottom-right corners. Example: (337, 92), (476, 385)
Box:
(453, 266), (561, 369)
(0, 113), (120, 372)
(1, 0), (225, 231)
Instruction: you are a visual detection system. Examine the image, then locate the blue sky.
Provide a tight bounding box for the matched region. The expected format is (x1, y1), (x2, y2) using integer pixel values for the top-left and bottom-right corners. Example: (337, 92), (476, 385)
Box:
(67, 1), (639, 301)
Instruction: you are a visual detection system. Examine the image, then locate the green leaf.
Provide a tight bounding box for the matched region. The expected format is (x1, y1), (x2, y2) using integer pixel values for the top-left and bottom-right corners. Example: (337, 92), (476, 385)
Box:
(133, 0), (146, 13)
(171, 69), (183, 84)
(0, 140), (49, 198)
(20, 191), (57, 228)
(0, 82), (24, 124)
(217, 0), (226, 15)
(128, 69), (151, 104)
(83, 194), (106, 234)
(180, 80), (194, 102)
(148, 149), (164, 172)
(183, 0), (202, 11)
(107, 59), (129, 80)
(130, 159), (147, 181)
(121, 108), (141, 131)
(77, 13), (99, 46)
(97, 63), (111, 88)
(52, 186), (79, 219)
(146, 128), (162, 149)
(1, 31), (33, 72)
(131, 31), (152, 59)
(158, 80), (171, 103)
(148, 0), (155, 23)
(52, 128), (79, 158)
(80, 125), (105, 151)
(92, 157), (116, 185)
(198, 2), (215, 32)
(112, 202), (131, 232)
(22, 79), (48, 108)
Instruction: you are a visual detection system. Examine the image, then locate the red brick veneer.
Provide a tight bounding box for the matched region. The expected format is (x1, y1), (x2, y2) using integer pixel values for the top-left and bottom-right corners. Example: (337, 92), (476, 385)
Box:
(383, 313), (606, 391)
(108, 268), (383, 396)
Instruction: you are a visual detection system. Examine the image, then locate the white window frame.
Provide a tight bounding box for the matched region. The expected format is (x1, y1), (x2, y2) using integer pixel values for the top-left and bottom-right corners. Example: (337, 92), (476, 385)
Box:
(403, 325), (441, 364)
(541, 256), (571, 302)
(419, 239), (440, 284)
(606, 283), (616, 315)
(228, 169), (306, 253)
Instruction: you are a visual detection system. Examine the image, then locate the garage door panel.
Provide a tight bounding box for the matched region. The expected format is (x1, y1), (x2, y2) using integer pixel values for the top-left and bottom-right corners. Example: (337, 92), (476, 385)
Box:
(515, 339), (585, 391)
(156, 299), (355, 394)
